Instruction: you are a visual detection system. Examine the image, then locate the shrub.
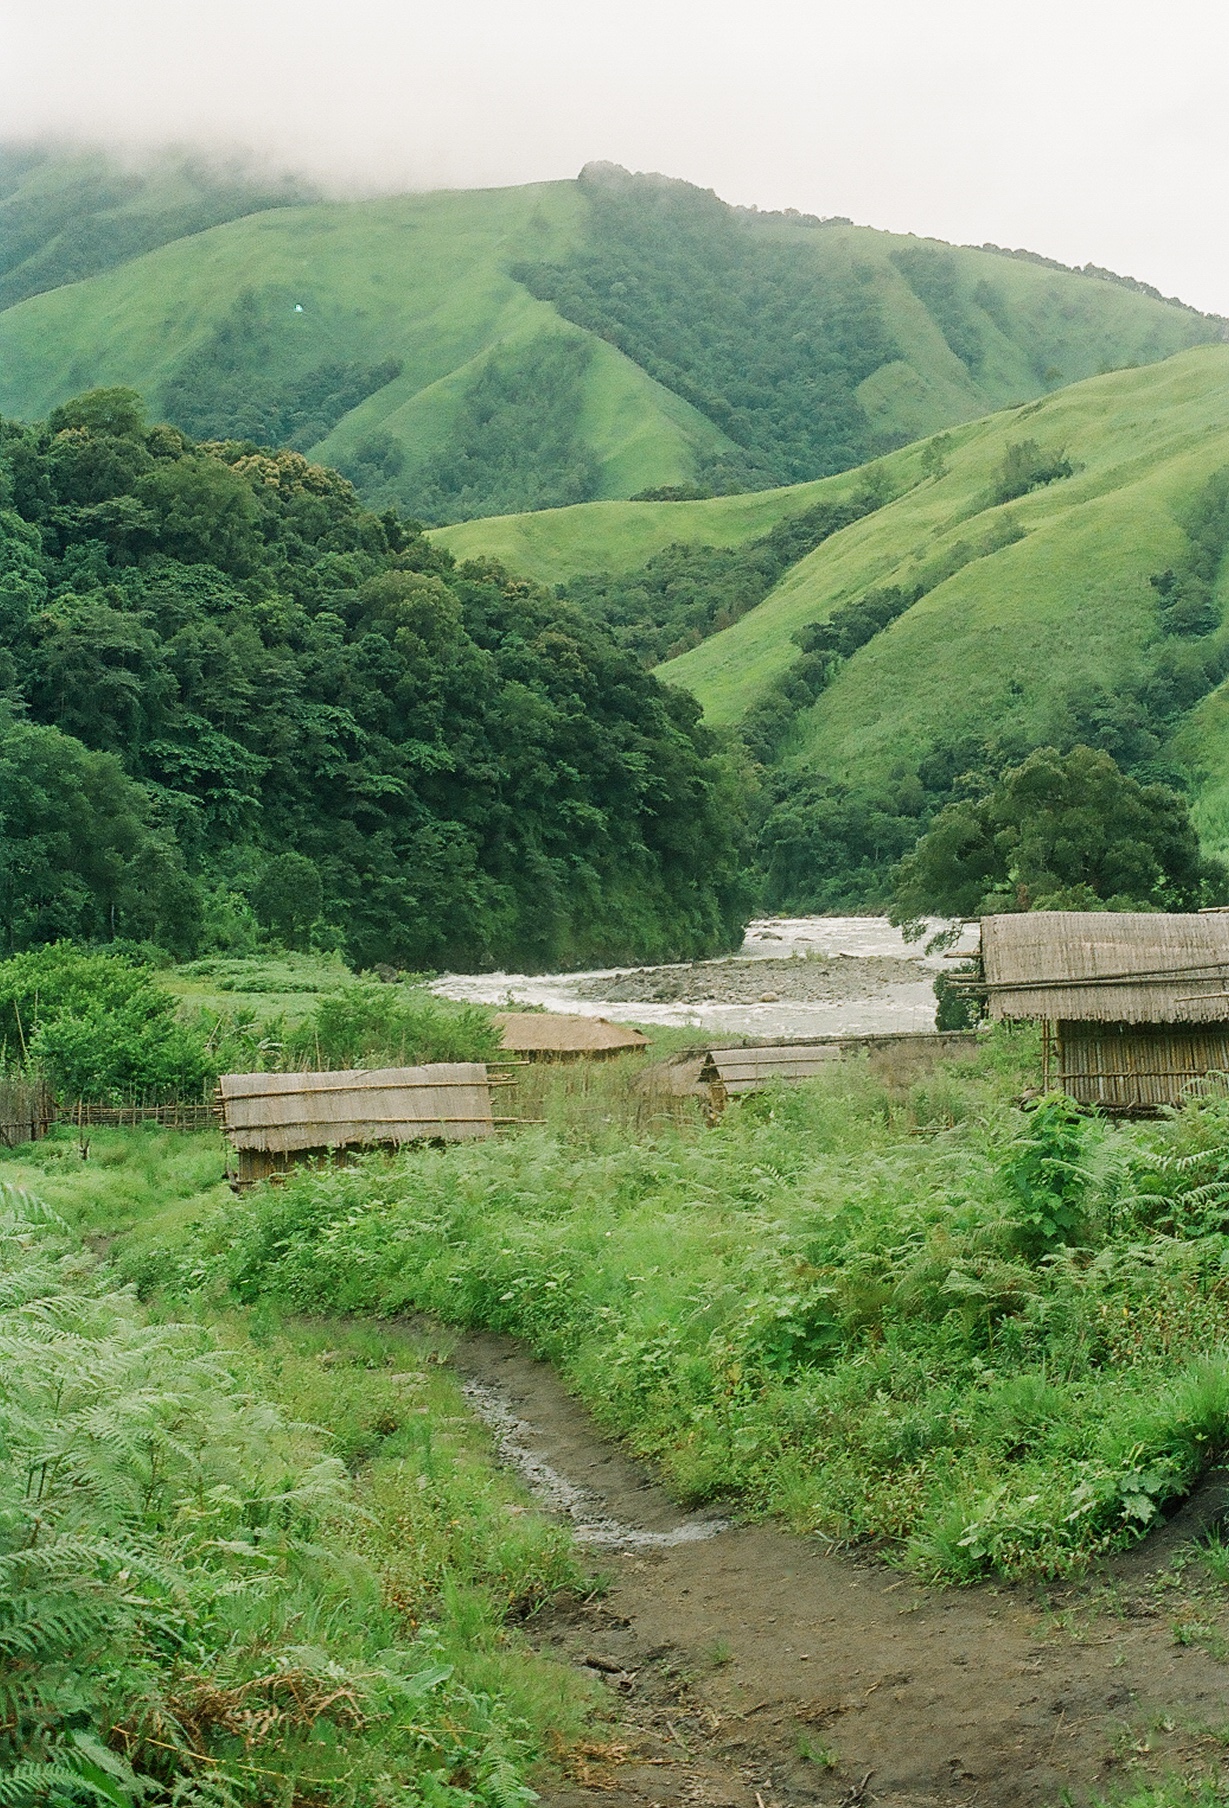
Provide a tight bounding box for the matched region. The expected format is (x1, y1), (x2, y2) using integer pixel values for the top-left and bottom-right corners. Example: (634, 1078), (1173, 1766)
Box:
(0, 944), (211, 1101)
(992, 438), (1073, 504)
(283, 982), (500, 1070)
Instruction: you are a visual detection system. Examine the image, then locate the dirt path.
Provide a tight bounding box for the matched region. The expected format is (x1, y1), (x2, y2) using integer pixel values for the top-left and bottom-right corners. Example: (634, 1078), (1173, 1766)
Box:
(447, 1332), (1229, 1808)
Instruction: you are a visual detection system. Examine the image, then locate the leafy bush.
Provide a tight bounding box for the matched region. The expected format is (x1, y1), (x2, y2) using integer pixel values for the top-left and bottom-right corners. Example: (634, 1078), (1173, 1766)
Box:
(991, 438), (1073, 503)
(1001, 1094), (1091, 1255)
(283, 983), (500, 1069)
(0, 945), (210, 1102)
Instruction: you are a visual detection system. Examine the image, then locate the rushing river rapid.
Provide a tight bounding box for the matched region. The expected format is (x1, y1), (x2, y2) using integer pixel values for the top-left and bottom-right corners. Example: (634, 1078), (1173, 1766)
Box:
(432, 915), (977, 1040)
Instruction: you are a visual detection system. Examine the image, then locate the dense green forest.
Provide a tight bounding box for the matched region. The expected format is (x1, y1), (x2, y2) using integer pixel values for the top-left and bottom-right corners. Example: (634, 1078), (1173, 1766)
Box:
(0, 388), (748, 969)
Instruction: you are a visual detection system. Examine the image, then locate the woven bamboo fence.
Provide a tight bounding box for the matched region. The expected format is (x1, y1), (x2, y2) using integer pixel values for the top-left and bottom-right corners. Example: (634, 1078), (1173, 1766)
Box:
(0, 1080), (54, 1148)
(65, 1099), (220, 1131)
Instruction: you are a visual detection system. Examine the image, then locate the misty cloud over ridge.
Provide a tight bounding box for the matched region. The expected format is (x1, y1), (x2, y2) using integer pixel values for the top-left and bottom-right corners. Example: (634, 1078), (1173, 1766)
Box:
(5, 0), (1229, 313)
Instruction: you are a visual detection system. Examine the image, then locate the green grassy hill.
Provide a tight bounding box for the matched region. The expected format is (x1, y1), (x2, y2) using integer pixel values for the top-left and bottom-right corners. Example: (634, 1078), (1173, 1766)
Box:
(432, 473), (865, 580)
(0, 144), (317, 308)
(0, 154), (1219, 524)
(642, 344), (1229, 876)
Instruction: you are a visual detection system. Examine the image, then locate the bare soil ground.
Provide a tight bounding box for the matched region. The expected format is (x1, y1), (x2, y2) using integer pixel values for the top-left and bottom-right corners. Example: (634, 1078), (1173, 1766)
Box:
(447, 1333), (1229, 1808)
(570, 956), (924, 1009)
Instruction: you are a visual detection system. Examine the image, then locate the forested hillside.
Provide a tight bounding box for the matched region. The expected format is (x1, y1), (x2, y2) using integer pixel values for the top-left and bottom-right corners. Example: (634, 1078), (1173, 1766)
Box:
(656, 347), (1229, 908)
(0, 151), (1219, 524)
(0, 388), (748, 968)
(0, 144), (317, 308)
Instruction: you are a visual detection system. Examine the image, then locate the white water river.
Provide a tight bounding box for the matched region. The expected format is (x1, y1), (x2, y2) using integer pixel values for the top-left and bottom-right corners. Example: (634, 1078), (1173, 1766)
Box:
(432, 915), (979, 1041)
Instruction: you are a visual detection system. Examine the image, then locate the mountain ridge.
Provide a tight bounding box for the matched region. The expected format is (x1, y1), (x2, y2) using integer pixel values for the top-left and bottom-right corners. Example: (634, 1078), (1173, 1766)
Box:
(0, 149), (1220, 524)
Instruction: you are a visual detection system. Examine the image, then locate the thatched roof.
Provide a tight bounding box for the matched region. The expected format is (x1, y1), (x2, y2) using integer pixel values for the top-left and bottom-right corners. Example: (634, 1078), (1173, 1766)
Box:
(218, 1064), (494, 1152)
(702, 1032), (975, 1095)
(702, 1043), (843, 1093)
(493, 1011), (648, 1055)
(981, 912), (1229, 1023)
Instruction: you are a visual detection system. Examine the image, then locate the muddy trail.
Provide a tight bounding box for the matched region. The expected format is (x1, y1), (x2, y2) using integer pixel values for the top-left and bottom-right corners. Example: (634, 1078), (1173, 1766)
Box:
(447, 1332), (1229, 1808)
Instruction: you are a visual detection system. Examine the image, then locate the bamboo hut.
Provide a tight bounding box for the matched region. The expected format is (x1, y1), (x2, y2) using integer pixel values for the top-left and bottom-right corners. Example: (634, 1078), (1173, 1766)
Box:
(218, 1063), (495, 1185)
(493, 1011), (648, 1061)
(700, 1031), (977, 1106)
(980, 912), (1229, 1111)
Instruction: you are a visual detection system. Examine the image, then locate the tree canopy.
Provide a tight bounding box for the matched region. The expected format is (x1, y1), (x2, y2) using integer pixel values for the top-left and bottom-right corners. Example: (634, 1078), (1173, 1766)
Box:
(890, 744), (1225, 921)
(0, 389), (749, 967)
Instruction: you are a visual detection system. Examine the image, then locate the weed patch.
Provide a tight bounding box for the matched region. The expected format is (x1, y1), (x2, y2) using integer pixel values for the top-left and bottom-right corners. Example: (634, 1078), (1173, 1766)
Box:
(0, 1185), (593, 1802)
(58, 1029), (1229, 1582)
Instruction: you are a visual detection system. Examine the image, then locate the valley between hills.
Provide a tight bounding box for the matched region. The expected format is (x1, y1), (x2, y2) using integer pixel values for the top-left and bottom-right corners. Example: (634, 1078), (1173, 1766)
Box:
(8, 141), (1229, 1808)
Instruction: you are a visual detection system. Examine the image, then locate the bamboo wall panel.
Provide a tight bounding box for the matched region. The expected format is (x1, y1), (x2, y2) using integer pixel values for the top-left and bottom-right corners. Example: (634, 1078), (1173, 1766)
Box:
(0, 1081), (52, 1148)
(219, 1063), (495, 1155)
(1058, 1021), (1229, 1110)
(983, 912), (1229, 1022)
(702, 1032), (977, 1097)
(493, 1011), (648, 1059)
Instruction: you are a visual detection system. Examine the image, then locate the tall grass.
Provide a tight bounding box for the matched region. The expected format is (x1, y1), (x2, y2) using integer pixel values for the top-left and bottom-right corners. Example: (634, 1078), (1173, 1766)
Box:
(80, 1029), (1229, 1580)
(0, 1183), (591, 1804)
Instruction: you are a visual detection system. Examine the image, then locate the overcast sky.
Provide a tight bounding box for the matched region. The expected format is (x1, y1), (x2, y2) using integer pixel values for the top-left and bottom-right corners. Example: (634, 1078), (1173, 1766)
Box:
(4, 0), (1227, 313)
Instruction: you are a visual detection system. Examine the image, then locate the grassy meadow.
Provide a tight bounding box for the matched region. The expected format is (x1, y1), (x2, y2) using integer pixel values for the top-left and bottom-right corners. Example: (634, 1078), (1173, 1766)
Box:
(657, 346), (1229, 751)
(430, 472), (864, 583)
(21, 1020), (1229, 1588)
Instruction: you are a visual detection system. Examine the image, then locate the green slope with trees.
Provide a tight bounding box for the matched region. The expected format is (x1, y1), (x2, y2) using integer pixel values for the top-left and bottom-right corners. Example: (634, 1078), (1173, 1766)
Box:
(652, 346), (1229, 908)
(0, 143), (318, 308)
(0, 153), (1219, 525)
(0, 387), (748, 969)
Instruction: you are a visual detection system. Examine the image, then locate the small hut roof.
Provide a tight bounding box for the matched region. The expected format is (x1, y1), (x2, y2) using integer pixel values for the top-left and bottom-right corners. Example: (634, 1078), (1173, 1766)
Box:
(219, 1063), (493, 1152)
(493, 1011), (648, 1054)
(981, 912), (1229, 1023)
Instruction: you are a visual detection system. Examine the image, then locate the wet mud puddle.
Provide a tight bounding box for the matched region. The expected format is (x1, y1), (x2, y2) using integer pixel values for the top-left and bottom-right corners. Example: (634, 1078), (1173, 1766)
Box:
(450, 1331), (1229, 1808)
(462, 1376), (727, 1548)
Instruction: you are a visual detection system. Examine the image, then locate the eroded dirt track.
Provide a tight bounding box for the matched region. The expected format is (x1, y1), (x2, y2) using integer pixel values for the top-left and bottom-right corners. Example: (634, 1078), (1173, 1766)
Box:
(448, 1333), (1229, 1808)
